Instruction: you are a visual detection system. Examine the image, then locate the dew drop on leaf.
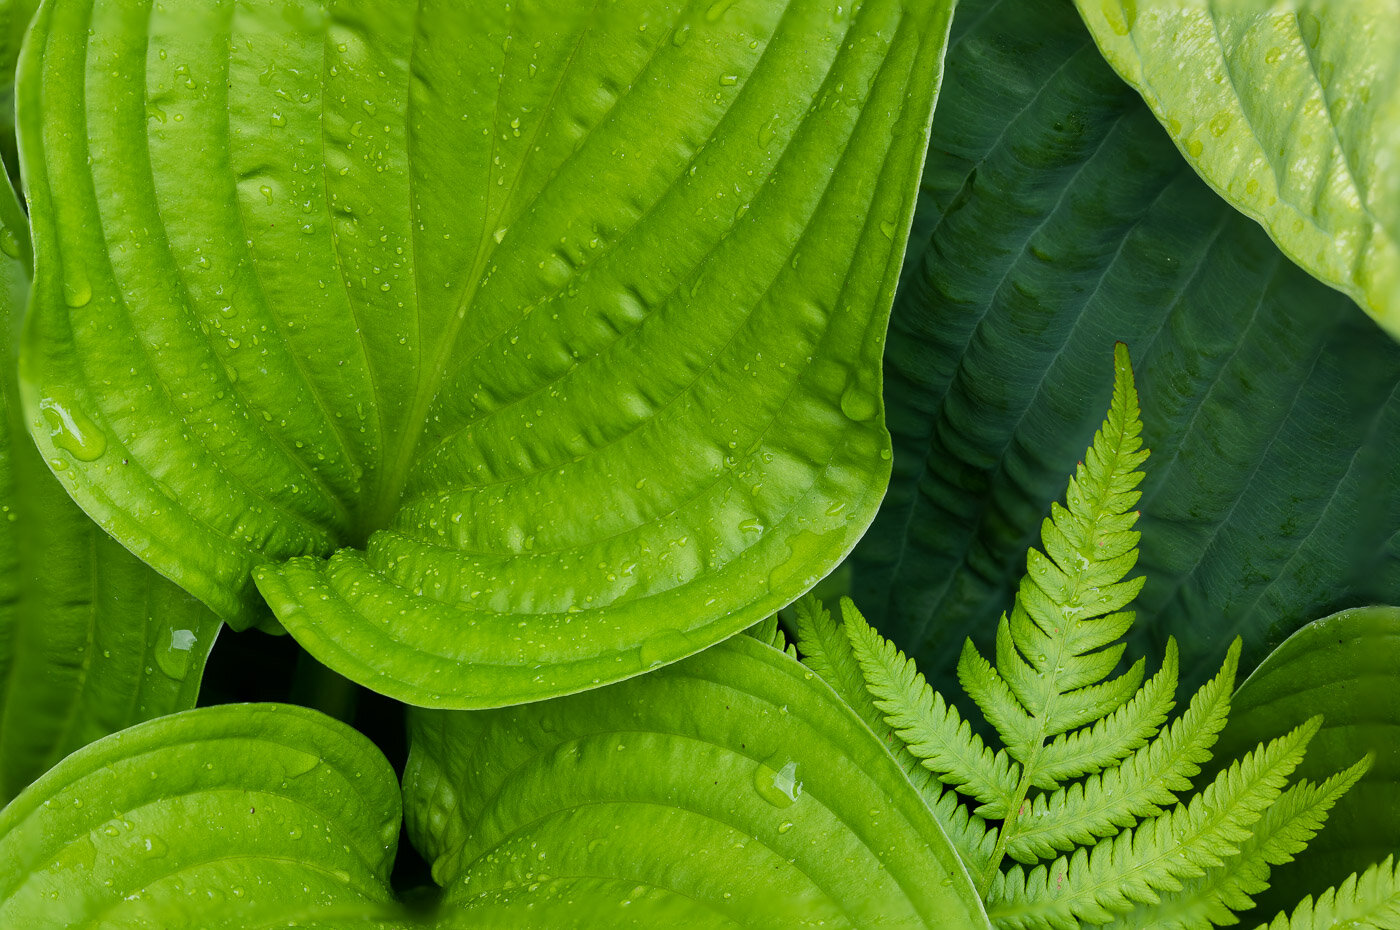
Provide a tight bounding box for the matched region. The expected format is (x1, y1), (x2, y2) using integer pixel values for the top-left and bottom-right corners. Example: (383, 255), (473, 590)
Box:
(39, 397), (107, 462)
(753, 754), (802, 808)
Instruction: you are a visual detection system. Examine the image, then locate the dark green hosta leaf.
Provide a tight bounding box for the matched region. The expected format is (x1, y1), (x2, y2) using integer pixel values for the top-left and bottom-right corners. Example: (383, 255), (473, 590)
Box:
(1077, 0), (1400, 339)
(405, 633), (989, 927)
(0, 638), (991, 928)
(1210, 605), (1400, 923)
(18, 0), (953, 708)
(0, 163), (219, 804)
(846, 0), (1400, 690)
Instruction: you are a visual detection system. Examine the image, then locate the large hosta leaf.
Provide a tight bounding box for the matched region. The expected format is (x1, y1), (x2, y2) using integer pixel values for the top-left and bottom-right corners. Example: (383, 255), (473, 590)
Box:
(0, 157), (218, 804)
(0, 637), (991, 927)
(18, 0), (953, 708)
(1210, 605), (1400, 922)
(1077, 0), (1400, 339)
(845, 0), (1400, 689)
(405, 633), (989, 927)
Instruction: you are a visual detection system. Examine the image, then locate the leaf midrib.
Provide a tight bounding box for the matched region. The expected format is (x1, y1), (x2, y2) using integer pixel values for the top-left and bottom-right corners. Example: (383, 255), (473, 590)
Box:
(362, 0), (601, 536)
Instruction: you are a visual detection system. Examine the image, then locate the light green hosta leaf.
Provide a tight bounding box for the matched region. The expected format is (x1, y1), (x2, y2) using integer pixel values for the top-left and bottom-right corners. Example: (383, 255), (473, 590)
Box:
(0, 703), (405, 929)
(0, 160), (219, 804)
(405, 634), (990, 928)
(846, 0), (1400, 692)
(1076, 0), (1400, 339)
(1209, 605), (1400, 922)
(1, 640), (990, 928)
(18, 0), (953, 708)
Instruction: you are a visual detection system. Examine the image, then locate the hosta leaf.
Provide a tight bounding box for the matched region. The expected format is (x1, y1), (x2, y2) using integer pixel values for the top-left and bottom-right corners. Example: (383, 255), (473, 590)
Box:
(0, 703), (405, 929)
(18, 0), (953, 708)
(0, 162), (219, 804)
(1, 640), (991, 928)
(404, 633), (991, 928)
(846, 0), (1400, 691)
(1208, 605), (1400, 923)
(1077, 0), (1400, 339)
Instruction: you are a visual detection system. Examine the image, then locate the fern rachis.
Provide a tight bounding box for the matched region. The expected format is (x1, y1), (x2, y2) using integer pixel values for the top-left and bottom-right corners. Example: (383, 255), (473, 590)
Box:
(799, 344), (1386, 930)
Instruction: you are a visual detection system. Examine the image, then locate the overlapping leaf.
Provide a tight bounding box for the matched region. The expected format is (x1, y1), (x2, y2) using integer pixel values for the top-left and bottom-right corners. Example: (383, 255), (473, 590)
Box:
(845, 0), (1400, 690)
(405, 633), (990, 927)
(0, 637), (992, 928)
(19, 0), (953, 709)
(1209, 605), (1400, 923)
(0, 153), (218, 804)
(1077, 0), (1400, 339)
(0, 703), (404, 929)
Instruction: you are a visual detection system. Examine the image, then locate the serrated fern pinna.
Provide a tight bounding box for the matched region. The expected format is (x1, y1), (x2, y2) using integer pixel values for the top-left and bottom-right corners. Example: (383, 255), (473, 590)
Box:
(797, 343), (1395, 930)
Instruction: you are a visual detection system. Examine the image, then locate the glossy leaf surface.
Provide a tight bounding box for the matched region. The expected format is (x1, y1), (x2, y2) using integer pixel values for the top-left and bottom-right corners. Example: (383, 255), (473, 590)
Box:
(405, 633), (990, 927)
(19, 0), (952, 708)
(0, 161), (218, 804)
(846, 0), (1400, 690)
(1, 639), (992, 927)
(1078, 0), (1400, 339)
(1212, 605), (1400, 922)
(0, 703), (404, 929)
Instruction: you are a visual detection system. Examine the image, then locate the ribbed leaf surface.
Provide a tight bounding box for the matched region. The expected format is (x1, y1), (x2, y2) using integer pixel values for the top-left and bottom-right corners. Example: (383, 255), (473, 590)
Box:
(18, 0), (953, 709)
(0, 161), (219, 805)
(846, 0), (1400, 690)
(1077, 0), (1400, 338)
(0, 704), (404, 929)
(404, 634), (991, 928)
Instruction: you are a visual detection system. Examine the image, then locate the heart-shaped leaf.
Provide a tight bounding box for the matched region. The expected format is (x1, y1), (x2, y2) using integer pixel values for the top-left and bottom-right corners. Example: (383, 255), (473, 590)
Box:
(1076, 0), (1400, 338)
(0, 157), (219, 805)
(1209, 605), (1400, 922)
(845, 0), (1400, 690)
(405, 633), (989, 927)
(19, 0), (954, 708)
(0, 637), (991, 928)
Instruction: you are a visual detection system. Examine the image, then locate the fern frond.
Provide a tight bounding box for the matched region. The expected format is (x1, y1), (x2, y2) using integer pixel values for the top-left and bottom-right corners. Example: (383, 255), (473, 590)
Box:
(1103, 756), (1372, 930)
(1006, 641), (1238, 863)
(845, 598), (1021, 817)
(1256, 855), (1400, 930)
(988, 717), (1321, 930)
(794, 598), (1000, 881)
(745, 614), (795, 657)
(1031, 639), (1177, 788)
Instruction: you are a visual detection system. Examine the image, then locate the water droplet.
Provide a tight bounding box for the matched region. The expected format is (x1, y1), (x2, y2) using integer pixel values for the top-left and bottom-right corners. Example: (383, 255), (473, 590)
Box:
(1208, 111), (1232, 137)
(879, 219), (898, 239)
(839, 383), (878, 422)
(705, 0), (740, 21)
(1264, 46), (1283, 64)
(39, 397), (107, 461)
(62, 266), (92, 308)
(0, 227), (20, 258)
(269, 112), (286, 127)
(638, 629), (689, 669)
(1186, 137), (1203, 158)
(142, 836), (168, 859)
(155, 628), (197, 680)
(281, 749), (320, 779)
(671, 24), (691, 46)
(758, 114), (780, 147)
(777, 821), (793, 834)
(493, 227), (508, 243)
(719, 74), (739, 87)
(753, 754), (802, 808)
